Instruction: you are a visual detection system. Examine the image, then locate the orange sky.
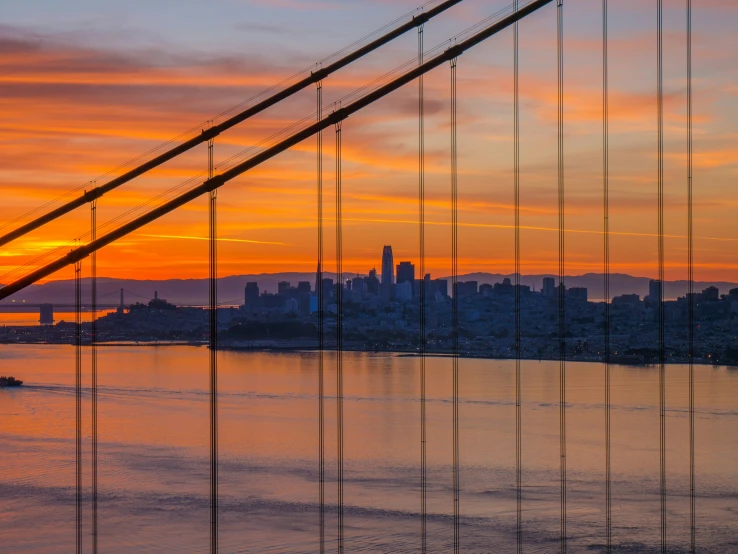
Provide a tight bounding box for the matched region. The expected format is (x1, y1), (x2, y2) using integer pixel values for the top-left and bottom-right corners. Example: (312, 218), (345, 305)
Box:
(1, 0), (736, 285)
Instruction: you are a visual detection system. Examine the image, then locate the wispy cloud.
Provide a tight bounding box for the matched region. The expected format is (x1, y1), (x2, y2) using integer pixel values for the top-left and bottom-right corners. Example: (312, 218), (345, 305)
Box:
(140, 234), (290, 246)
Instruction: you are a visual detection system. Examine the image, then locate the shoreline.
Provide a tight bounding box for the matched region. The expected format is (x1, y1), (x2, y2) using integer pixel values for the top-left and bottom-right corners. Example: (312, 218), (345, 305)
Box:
(3, 340), (735, 367)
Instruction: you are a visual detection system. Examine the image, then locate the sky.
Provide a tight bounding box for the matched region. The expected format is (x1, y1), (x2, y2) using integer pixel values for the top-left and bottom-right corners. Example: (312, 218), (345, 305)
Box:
(0, 0), (736, 287)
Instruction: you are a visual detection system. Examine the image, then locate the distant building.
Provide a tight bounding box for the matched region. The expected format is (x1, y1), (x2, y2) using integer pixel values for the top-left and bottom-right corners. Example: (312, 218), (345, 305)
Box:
(315, 263), (322, 294)
(396, 261), (415, 287)
(381, 246), (394, 285)
(647, 279), (662, 304)
(434, 279), (448, 298)
(298, 293), (311, 316)
(494, 278), (514, 294)
(322, 278), (334, 300)
(567, 287), (588, 302)
(395, 280), (412, 302)
(261, 293), (283, 309)
(39, 303), (54, 325)
(702, 286), (719, 302)
(285, 297), (299, 314)
(364, 269), (379, 295)
(612, 293), (640, 307)
(456, 281), (478, 299)
(479, 283), (493, 297)
(351, 276), (365, 297)
(542, 277), (556, 298)
(419, 274), (431, 300)
(245, 282), (260, 307)
(297, 281), (312, 295)
(278, 281), (291, 296)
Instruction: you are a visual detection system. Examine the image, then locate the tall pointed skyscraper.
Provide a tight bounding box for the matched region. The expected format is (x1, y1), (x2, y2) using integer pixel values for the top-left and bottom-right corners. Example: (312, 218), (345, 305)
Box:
(381, 246), (394, 285)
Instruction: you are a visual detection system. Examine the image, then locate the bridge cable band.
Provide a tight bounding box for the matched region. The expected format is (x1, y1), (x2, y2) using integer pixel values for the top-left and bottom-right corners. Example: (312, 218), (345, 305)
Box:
(335, 120), (345, 553)
(418, 21), (429, 553)
(208, 135), (219, 554)
(91, 196), (99, 554)
(450, 56), (460, 554)
(316, 79), (326, 554)
(75, 257), (83, 554)
(513, 1), (523, 550)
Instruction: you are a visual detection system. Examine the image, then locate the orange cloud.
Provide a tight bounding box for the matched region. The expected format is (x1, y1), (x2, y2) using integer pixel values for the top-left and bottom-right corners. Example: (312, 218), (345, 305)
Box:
(1, 17), (736, 285)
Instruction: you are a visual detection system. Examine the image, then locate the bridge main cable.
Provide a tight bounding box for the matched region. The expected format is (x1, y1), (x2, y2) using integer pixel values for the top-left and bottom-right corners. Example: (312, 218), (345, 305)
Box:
(0, 0), (462, 249)
(0, 0), (555, 301)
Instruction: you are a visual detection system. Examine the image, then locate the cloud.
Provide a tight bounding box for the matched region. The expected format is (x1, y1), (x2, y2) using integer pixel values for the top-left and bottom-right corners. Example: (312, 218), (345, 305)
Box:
(140, 233), (290, 246)
(0, 8), (736, 283)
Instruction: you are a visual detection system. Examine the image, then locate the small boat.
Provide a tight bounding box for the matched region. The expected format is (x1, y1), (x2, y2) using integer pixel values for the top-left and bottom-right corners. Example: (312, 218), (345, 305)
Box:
(0, 376), (23, 387)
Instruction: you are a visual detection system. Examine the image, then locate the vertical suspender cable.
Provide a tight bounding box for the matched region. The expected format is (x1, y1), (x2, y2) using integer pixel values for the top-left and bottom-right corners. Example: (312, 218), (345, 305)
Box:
(316, 79), (326, 554)
(335, 119), (344, 554)
(657, 2), (667, 552)
(602, 1), (612, 551)
(686, 1), (695, 551)
(418, 22), (428, 554)
(208, 135), (218, 554)
(450, 56), (460, 554)
(556, 2), (567, 552)
(90, 196), (99, 554)
(75, 256), (83, 554)
(513, 1), (523, 550)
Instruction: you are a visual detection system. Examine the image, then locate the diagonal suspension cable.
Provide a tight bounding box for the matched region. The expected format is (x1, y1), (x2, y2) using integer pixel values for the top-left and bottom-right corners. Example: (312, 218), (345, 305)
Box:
(0, 0), (463, 249)
(0, 0), (556, 302)
(0, 0), (446, 237)
(0, 0), (533, 290)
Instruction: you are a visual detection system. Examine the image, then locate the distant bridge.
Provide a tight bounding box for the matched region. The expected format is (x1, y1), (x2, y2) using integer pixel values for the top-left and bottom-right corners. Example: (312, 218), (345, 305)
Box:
(0, 303), (121, 311)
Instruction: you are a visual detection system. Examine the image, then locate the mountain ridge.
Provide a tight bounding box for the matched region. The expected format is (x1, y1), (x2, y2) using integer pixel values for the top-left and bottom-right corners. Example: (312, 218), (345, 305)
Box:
(2, 272), (736, 305)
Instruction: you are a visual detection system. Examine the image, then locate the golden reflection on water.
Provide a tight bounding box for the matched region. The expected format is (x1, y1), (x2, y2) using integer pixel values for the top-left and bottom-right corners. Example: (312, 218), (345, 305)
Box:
(1, 345), (736, 552)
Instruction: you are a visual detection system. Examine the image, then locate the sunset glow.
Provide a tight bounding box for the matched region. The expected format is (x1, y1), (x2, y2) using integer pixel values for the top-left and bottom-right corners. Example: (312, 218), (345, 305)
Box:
(1, 0), (736, 283)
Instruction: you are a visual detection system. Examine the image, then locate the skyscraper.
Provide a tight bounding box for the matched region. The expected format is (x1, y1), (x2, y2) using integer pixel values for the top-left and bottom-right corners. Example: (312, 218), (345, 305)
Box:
(245, 282), (259, 307)
(365, 268), (379, 295)
(648, 279), (662, 303)
(396, 261), (415, 286)
(542, 276), (556, 298)
(315, 262), (321, 296)
(381, 246), (394, 285)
